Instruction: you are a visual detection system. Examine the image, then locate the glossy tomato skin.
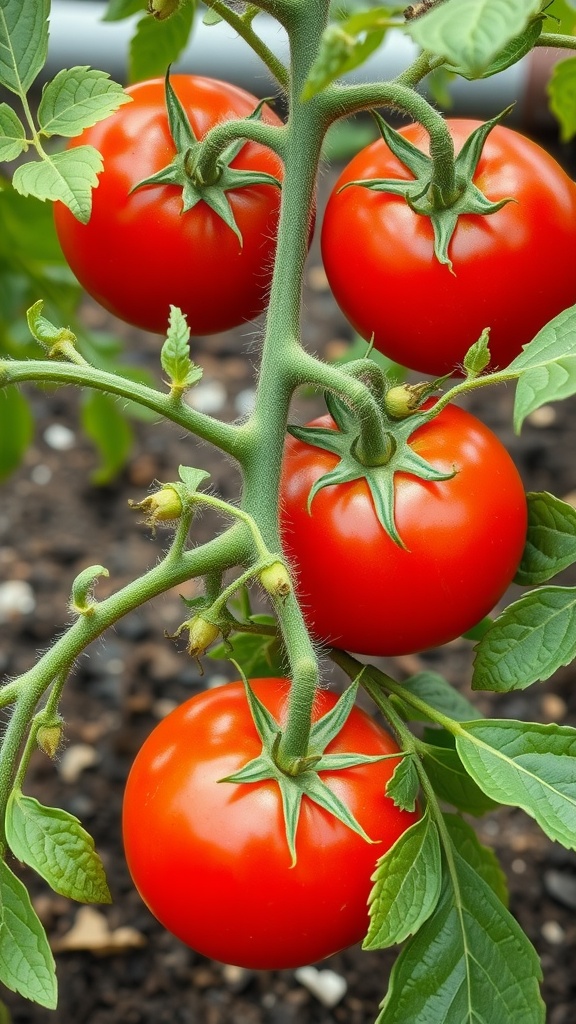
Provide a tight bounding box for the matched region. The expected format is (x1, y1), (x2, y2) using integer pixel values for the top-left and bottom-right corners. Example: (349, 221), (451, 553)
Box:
(280, 403), (527, 656)
(321, 120), (576, 376)
(54, 76), (284, 335)
(122, 678), (418, 969)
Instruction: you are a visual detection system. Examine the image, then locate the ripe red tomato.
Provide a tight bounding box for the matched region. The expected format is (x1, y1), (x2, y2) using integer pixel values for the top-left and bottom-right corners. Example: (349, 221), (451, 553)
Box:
(321, 120), (576, 376)
(54, 75), (284, 335)
(280, 402), (527, 656)
(122, 678), (418, 969)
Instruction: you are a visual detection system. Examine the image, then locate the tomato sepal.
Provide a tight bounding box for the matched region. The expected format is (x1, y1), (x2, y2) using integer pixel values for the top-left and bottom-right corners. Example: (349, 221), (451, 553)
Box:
(131, 72), (281, 245)
(342, 108), (515, 268)
(288, 393), (455, 547)
(221, 677), (399, 866)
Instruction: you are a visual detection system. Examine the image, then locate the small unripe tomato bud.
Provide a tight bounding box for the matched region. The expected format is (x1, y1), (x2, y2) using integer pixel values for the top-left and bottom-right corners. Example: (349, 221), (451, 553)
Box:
(37, 719), (64, 758)
(147, 0), (180, 19)
(129, 486), (183, 528)
(260, 561), (291, 599)
(385, 383), (430, 419)
(184, 615), (220, 658)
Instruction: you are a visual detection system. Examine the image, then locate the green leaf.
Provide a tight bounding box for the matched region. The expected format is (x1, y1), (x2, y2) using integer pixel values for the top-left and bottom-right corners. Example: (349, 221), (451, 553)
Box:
(548, 56), (576, 142)
(405, 0), (542, 79)
(446, 15), (544, 80)
(472, 586), (576, 692)
(0, 183), (68, 264)
(81, 390), (134, 484)
(543, 0), (576, 35)
(456, 719), (576, 849)
(161, 306), (203, 391)
(0, 859), (57, 1009)
(12, 146), (103, 224)
(422, 736), (499, 816)
(302, 11), (391, 101)
(377, 855), (543, 1024)
(510, 304), (576, 431)
(386, 754), (419, 812)
(129, 3), (195, 83)
(443, 814), (508, 905)
(364, 810), (442, 950)
(38, 67), (131, 139)
(102, 0), (145, 20)
(209, 622), (284, 678)
(177, 464), (210, 493)
(395, 672), (481, 723)
(0, 385), (33, 481)
(515, 491), (576, 586)
(0, 103), (27, 161)
(6, 792), (111, 904)
(0, 0), (49, 94)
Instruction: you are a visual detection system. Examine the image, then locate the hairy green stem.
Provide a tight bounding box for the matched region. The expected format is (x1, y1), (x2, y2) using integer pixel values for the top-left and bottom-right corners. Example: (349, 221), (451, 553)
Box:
(0, 526), (249, 827)
(325, 79), (458, 203)
(537, 33), (576, 52)
(193, 118), (287, 186)
(202, 0), (290, 86)
(235, 1), (332, 765)
(0, 359), (242, 460)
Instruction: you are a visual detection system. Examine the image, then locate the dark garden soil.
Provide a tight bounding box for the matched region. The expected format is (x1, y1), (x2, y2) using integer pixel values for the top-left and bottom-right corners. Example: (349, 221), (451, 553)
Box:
(1, 153), (576, 1024)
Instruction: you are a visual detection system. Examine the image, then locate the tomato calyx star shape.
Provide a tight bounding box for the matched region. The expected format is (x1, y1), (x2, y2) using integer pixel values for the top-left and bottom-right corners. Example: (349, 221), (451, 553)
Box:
(132, 71), (281, 245)
(288, 391), (455, 548)
(221, 677), (396, 867)
(341, 107), (515, 269)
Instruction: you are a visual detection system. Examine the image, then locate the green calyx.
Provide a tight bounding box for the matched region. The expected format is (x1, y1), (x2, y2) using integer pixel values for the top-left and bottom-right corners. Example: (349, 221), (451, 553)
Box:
(222, 678), (393, 867)
(342, 107), (515, 269)
(132, 71), (282, 245)
(288, 390), (455, 548)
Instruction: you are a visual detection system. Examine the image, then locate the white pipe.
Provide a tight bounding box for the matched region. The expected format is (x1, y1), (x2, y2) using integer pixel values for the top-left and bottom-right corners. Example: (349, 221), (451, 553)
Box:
(45, 1), (554, 128)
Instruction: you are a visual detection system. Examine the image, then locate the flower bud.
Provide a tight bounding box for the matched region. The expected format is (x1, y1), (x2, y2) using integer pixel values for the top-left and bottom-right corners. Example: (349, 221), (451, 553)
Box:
(129, 486), (182, 528)
(147, 0), (180, 19)
(37, 719), (64, 758)
(259, 561), (291, 599)
(385, 384), (429, 419)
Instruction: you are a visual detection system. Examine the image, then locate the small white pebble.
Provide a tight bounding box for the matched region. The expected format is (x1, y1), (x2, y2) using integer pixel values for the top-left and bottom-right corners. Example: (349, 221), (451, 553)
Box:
(526, 405), (557, 428)
(0, 580), (35, 623)
(152, 698), (178, 719)
(58, 744), (99, 783)
(235, 388), (256, 417)
(185, 380), (227, 415)
(511, 858), (526, 875)
(30, 464), (52, 485)
(541, 920), (565, 945)
(207, 674), (229, 689)
(105, 658), (125, 675)
(294, 966), (347, 1008)
(43, 423), (76, 450)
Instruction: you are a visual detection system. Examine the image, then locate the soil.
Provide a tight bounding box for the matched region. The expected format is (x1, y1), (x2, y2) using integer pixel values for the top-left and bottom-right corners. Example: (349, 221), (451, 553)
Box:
(1, 151), (576, 1024)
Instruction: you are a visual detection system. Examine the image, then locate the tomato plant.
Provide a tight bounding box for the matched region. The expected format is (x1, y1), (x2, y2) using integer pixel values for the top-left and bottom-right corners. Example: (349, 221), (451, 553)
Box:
(53, 75), (284, 336)
(321, 119), (576, 376)
(3, 2), (576, 1021)
(280, 402), (527, 656)
(122, 678), (418, 970)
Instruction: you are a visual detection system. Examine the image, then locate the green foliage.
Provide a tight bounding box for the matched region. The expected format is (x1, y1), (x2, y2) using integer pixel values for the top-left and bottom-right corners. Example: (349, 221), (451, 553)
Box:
(456, 719), (576, 850)
(515, 491), (576, 586)
(376, 850), (544, 1024)
(302, 7), (400, 100)
(548, 56), (576, 141)
(511, 304), (576, 431)
(0, 860), (57, 1009)
(421, 730), (500, 816)
(405, 0), (542, 79)
(473, 587), (576, 691)
(129, 2), (196, 82)
(6, 792), (111, 904)
(385, 754), (419, 811)
(0, 0), (49, 95)
(81, 391), (135, 485)
(0, 386), (33, 482)
(160, 306), (203, 394)
(364, 810), (442, 950)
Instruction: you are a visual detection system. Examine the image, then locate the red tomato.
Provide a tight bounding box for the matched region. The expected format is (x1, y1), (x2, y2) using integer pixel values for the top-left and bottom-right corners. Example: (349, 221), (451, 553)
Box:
(321, 120), (576, 376)
(54, 75), (284, 335)
(122, 678), (418, 969)
(279, 403), (527, 656)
